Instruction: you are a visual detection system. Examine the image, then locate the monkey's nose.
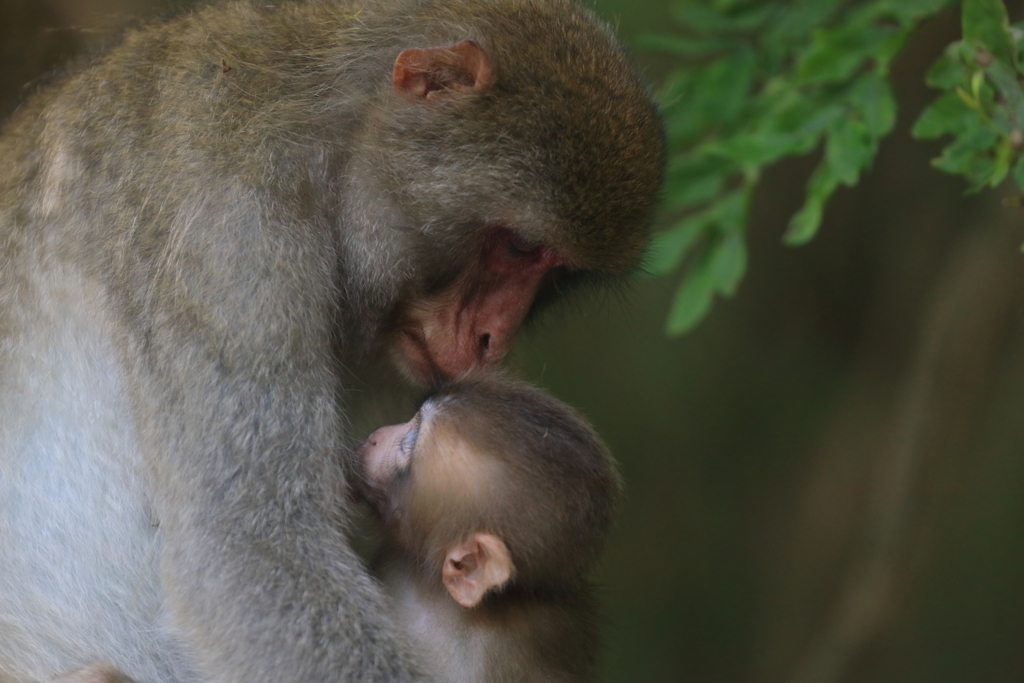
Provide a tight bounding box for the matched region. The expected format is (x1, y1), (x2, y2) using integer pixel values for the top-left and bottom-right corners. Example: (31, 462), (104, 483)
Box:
(477, 331), (511, 364)
(479, 332), (508, 364)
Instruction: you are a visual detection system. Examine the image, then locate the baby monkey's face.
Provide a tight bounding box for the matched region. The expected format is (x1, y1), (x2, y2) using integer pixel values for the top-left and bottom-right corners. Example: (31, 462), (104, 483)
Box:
(355, 401), (516, 608)
(360, 413), (423, 484)
(355, 408), (426, 517)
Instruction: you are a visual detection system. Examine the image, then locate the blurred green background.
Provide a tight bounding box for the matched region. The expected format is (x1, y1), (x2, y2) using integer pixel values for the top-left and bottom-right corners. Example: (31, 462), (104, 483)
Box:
(2, 1), (1020, 682)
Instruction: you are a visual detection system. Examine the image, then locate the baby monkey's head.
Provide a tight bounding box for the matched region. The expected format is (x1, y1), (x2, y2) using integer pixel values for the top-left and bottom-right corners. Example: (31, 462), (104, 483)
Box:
(357, 372), (621, 608)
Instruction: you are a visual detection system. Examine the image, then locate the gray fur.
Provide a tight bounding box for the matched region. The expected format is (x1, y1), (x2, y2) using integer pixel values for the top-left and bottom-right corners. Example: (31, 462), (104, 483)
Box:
(0, 1), (663, 682)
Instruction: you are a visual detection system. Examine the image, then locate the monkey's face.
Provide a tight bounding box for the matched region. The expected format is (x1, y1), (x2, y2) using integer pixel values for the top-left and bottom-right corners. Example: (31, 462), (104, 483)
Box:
(360, 414), (421, 487)
(356, 404), (497, 558)
(388, 228), (564, 383)
(356, 409), (423, 519)
(364, 27), (663, 386)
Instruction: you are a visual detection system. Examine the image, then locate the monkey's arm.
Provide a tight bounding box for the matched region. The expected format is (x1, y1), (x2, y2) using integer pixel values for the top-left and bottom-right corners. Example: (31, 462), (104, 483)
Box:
(136, 330), (425, 683)
(122, 216), (426, 683)
(24, 11), (432, 678)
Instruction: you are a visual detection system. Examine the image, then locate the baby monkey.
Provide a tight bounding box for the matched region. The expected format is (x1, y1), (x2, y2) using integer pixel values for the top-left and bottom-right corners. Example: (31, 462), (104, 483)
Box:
(357, 373), (622, 683)
(54, 374), (619, 683)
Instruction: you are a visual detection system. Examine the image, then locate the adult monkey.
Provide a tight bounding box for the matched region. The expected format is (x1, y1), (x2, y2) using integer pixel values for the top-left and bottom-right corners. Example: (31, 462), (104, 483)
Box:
(0, 1), (663, 682)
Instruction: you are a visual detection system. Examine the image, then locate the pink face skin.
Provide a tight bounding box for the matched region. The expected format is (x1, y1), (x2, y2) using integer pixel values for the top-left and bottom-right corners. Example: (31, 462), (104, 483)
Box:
(360, 416), (418, 482)
(392, 228), (564, 383)
(356, 409), (428, 513)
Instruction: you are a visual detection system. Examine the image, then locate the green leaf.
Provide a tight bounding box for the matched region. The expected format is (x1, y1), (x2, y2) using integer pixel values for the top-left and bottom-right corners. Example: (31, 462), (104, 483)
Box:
(766, 0), (846, 45)
(664, 152), (721, 184)
(826, 117), (875, 186)
(646, 214), (712, 276)
(711, 230), (748, 297)
(942, 153), (996, 192)
(662, 154), (735, 208)
(636, 34), (732, 57)
(663, 110), (708, 149)
(698, 47), (758, 126)
(785, 164), (839, 245)
(707, 95), (843, 166)
(664, 172), (726, 211)
(659, 52), (759, 146)
(720, 3), (776, 32)
(1013, 153), (1024, 192)
(704, 134), (796, 166)
(851, 73), (898, 137)
(1015, 25), (1024, 69)
(925, 47), (968, 89)
(712, 189), (747, 232)
(770, 95), (845, 139)
(962, 0), (1016, 67)
(786, 204), (824, 247)
(939, 123), (1001, 160)
(647, 0), (1010, 337)
(877, 0), (955, 25)
(798, 23), (900, 84)
(912, 91), (974, 138)
(874, 28), (911, 69)
(984, 58), (1024, 129)
(665, 251), (717, 336)
(648, 189), (747, 278)
(659, 68), (696, 101)
(671, 4), (731, 33)
(672, 3), (774, 34)
(931, 124), (1000, 190)
(659, 71), (711, 147)
(989, 137), (1012, 186)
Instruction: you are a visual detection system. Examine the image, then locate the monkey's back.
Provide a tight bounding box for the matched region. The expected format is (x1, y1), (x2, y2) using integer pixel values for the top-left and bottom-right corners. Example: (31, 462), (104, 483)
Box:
(0, 6), (364, 682)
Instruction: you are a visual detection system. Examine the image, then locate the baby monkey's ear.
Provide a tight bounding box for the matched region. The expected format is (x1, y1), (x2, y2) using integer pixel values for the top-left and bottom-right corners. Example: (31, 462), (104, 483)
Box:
(442, 532), (513, 608)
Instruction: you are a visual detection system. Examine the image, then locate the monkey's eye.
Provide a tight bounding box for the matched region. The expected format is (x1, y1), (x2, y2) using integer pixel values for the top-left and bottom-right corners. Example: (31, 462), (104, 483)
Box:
(484, 227), (544, 270)
(396, 411), (423, 470)
(399, 428), (417, 457)
(503, 234), (541, 259)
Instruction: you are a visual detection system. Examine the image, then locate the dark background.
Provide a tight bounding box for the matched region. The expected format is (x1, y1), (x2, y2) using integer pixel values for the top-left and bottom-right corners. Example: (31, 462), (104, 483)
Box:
(2, 2), (1020, 682)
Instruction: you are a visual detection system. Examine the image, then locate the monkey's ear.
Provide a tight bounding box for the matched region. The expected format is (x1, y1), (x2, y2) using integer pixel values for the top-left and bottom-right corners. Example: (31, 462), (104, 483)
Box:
(393, 40), (494, 101)
(441, 532), (513, 608)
